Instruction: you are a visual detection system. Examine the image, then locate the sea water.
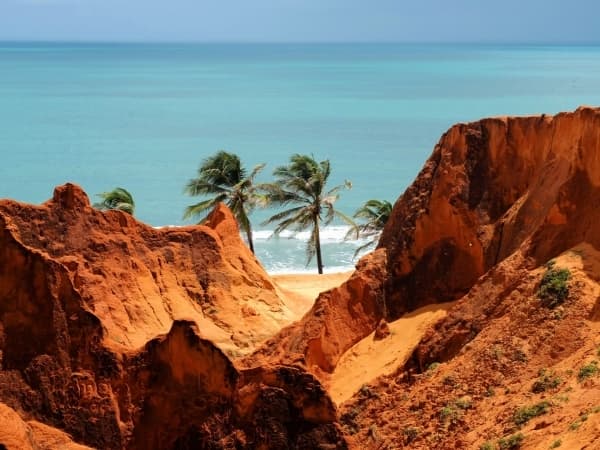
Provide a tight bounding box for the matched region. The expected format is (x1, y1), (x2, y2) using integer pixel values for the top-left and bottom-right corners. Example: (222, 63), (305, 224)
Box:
(2, 43), (600, 273)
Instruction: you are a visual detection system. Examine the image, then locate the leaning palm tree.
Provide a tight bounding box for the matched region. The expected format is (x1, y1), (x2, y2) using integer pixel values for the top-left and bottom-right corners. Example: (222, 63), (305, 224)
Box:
(262, 154), (352, 274)
(184, 151), (265, 254)
(346, 199), (393, 258)
(94, 187), (135, 215)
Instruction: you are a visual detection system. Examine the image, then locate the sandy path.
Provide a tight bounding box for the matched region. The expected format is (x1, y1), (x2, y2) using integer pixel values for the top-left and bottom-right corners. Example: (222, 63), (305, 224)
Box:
(271, 271), (352, 318)
(327, 301), (455, 405)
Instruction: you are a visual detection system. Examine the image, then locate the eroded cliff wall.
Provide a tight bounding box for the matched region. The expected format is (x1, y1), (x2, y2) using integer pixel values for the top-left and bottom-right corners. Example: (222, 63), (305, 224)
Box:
(249, 106), (600, 377)
(0, 185), (346, 449)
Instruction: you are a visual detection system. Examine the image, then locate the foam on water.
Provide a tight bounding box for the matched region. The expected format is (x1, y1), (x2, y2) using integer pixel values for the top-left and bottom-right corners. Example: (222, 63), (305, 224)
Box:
(254, 225), (368, 244)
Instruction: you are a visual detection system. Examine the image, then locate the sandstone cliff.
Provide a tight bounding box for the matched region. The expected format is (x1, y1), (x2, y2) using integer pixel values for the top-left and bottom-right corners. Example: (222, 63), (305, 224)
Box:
(0, 185), (345, 449)
(247, 106), (600, 448)
(249, 106), (600, 381)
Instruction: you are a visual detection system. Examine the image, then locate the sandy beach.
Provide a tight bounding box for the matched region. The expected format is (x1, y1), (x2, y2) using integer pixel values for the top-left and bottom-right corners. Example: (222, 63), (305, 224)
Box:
(271, 271), (352, 317)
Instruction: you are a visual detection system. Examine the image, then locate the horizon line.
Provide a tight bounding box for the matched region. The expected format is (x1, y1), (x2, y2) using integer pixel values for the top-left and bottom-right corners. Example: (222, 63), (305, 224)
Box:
(1, 39), (600, 46)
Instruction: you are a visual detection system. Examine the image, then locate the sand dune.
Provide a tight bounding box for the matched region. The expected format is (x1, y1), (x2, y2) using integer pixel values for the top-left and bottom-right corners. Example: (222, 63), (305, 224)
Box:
(328, 301), (455, 405)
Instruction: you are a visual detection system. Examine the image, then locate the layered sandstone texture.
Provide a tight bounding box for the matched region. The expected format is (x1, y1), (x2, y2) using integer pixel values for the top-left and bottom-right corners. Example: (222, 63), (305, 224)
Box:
(0, 185), (346, 449)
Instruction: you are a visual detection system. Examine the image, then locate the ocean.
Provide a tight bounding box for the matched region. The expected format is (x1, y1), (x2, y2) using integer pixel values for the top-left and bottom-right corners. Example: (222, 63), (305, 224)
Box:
(2, 43), (600, 273)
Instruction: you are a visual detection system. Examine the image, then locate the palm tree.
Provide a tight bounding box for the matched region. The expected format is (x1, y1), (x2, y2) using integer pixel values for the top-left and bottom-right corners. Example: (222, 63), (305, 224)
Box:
(94, 187), (135, 215)
(184, 151), (265, 254)
(262, 154), (352, 274)
(346, 199), (393, 258)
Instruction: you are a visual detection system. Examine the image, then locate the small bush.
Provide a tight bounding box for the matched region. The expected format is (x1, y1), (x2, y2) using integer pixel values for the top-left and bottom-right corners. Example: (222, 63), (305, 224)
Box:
(532, 369), (562, 393)
(440, 397), (472, 422)
(480, 441), (495, 450)
(514, 401), (550, 426)
(454, 396), (472, 410)
(571, 408), (596, 430)
(538, 267), (570, 308)
(498, 432), (525, 449)
(549, 439), (562, 448)
(513, 349), (528, 363)
(569, 420), (582, 431)
(578, 361), (599, 381)
(358, 384), (378, 399)
(427, 362), (440, 372)
(443, 374), (458, 387)
(439, 405), (457, 422)
(402, 426), (420, 444)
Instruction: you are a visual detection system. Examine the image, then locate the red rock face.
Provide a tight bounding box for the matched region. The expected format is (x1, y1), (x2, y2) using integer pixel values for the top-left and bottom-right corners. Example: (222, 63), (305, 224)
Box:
(251, 107), (600, 376)
(381, 106), (600, 316)
(0, 184), (346, 449)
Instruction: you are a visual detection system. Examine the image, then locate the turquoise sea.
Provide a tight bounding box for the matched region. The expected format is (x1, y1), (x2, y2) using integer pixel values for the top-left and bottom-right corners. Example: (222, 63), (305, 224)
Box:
(2, 43), (600, 273)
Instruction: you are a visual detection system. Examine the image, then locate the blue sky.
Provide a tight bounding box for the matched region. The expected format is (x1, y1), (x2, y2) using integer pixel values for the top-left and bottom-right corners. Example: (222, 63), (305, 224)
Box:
(1, 0), (599, 43)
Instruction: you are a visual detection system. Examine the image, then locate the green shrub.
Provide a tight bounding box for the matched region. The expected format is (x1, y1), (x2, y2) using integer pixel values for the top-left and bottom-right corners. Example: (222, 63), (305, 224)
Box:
(578, 361), (599, 381)
(498, 432), (525, 449)
(538, 267), (570, 308)
(532, 369), (562, 393)
(569, 420), (582, 431)
(402, 426), (420, 444)
(480, 441), (495, 450)
(454, 396), (472, 409)
(427, 362), (440, 372)
(549, 439), (562, 448)
(514, 401), (551, 426)
(439, 405), (458, 422)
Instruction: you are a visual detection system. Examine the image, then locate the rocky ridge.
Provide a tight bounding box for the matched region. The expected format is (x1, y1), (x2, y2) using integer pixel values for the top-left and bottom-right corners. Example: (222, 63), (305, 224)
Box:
(248, 106), (600, 448)
(0, 185), (345, 449)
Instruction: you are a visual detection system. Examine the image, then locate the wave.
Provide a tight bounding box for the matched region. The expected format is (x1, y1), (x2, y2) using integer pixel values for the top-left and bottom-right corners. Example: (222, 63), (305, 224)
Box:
(254, 225), (375, 245)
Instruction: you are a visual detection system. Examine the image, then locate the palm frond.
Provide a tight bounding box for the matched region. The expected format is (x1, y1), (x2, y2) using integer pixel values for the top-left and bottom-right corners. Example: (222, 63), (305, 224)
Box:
(326, 179), (352, 197)
(346, 199), (392, 253)
(333, 209), (356, 227)
(183, 196), (225, 221)
(184, 179), (230, 196)
(352, 238), (378, 259)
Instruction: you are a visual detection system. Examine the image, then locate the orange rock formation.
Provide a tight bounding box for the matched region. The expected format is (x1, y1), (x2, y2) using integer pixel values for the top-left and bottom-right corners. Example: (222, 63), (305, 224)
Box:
(250, 106), (600, 378)
(248, 106), (600, 448)
(0, 184), (346, 449)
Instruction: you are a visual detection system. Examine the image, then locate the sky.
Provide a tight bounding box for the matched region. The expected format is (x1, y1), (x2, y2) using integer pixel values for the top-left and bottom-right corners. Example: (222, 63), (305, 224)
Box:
(0, 0), (599, 43)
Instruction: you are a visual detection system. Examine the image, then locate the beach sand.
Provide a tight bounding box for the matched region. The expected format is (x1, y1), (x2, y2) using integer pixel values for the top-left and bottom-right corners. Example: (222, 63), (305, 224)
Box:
(271, 271), (352, 317)
(270, 271), (454, 406)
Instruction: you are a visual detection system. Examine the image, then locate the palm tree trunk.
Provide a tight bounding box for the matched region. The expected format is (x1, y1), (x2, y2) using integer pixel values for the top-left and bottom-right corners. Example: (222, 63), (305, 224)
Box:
(314, 218), (323, 274)
(246, 225), (255, 254)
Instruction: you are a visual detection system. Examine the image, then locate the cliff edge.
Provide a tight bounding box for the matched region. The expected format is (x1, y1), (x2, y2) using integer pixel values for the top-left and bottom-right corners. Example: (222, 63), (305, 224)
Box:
(249, 106), (600, 382)
(0, 185), (346, 449)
